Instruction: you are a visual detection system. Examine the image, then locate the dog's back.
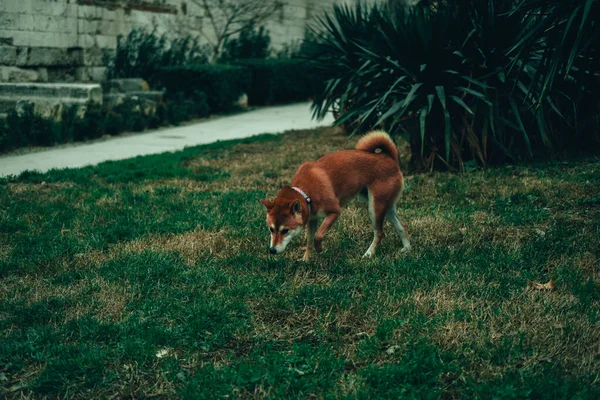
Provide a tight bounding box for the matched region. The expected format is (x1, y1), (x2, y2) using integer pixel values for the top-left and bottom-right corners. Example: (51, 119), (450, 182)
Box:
(292, 131), (403, 205)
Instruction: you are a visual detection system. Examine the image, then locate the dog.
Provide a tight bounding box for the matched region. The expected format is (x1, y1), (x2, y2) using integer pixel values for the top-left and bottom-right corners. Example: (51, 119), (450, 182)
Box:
(260, 130), (411, 261)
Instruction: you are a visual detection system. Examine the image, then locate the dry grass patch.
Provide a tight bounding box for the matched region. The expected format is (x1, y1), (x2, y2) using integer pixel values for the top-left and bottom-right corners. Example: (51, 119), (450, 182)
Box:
(0, 244), (11, 260)
(410, 286), (472, 317)
(0, 273), (131, 326)
(409, 215), (464, 247)
(6, 182), (74, 195)
(113, 228), (232, 265)
(184, 127), (366, 192)
(498, 290), (599, 376)
(250, 301), (324, 342)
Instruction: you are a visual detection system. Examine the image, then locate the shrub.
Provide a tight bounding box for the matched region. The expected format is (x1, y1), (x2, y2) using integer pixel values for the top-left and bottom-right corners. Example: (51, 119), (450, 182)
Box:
(0, 104), (61, 150)
(153, 64), (252, 113)
(165, 92), (197, 126)
(106, 28), (209, 81)
(220, 24), (271, 62)
(1, 99), (158, 152)
(308, 1), (600, 170)
(233, 59), (319, 105)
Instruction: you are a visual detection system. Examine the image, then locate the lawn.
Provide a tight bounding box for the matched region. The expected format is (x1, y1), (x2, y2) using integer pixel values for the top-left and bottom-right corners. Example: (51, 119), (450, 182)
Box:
(1, 127), (599, 398)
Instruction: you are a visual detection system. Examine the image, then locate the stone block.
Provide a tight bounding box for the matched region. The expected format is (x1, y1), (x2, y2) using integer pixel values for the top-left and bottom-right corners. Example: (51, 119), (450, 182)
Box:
(32, 15), (77, 34)
(78, 34), (96, 49)
(103, 92), (163, 116)
(236, 93), (248, 109)
(29, 32), (78, 48)
(106, 78), (151, 93)
(16, 99), (64, 121)
(82, 47), (104, 67)
(75, 66), (107, 82)
(0, 82), (103, 104)
(21, 47), (83, 67)
(37, 67), (48, 82)
(0, 13), (34, 31)
(98, 19), (120, 36)
(47, 67), (77, 82)
(78, 19), (100, 35)
(0, 0), (32, 14)
(102, 8), (118, 21)
(15, 47), (28, 66)
(0, 30), (31, 46)
(95, 35), (117, 49)
(0, 66), (39, 82)
(78, 5), (102, 20)
(32, 0), (77, 17)
(0, 46), (17, 66)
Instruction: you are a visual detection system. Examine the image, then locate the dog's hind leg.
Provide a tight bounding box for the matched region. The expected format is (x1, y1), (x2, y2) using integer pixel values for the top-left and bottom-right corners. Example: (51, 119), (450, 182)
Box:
(363, 190), (386, 258)
(385, 205), (411, 252)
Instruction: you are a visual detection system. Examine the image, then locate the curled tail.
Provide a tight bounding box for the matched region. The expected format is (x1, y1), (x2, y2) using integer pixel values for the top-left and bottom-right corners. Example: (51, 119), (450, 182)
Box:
(355, 130), (398, 163)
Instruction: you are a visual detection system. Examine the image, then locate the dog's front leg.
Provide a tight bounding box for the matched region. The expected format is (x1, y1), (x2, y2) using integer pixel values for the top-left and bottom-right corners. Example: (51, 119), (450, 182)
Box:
(303, 219), (318, 261)
(314, 212), (339, 253)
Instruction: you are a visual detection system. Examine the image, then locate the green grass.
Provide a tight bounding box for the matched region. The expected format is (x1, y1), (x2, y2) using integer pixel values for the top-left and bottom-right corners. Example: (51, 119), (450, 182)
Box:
(1, 127), (599, 398)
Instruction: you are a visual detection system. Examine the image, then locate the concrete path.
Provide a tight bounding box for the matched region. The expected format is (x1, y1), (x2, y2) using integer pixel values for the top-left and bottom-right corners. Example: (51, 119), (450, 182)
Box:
(0, 102), (334, 178)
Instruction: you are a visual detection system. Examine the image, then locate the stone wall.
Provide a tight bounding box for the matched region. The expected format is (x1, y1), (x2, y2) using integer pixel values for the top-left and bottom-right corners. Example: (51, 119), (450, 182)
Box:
(0, 0), (356, 83)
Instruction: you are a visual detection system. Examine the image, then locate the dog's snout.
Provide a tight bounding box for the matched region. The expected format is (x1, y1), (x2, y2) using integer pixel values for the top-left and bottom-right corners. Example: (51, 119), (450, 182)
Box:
(269, 247), (277, 254)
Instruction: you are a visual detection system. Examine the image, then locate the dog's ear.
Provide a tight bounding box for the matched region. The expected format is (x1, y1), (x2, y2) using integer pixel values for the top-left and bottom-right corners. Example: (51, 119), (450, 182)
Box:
(291, 200), (300, 214)
(260, 199), (274, 210)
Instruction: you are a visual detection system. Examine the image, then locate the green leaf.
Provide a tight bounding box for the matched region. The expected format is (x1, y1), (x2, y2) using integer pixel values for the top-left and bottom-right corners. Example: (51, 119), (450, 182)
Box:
(450, 95), (474, 115)
(435, 86), (451, 161)
(435, 86), (447, 109)
(508, 97), (532, 156)
(497, 69), (506, 83)
(427, 94), (435, 114)
(419, 104), (428, 156)
(462, 76), (492, 89)
(376, 83), (422, 126)
(457, 87), (492, 106)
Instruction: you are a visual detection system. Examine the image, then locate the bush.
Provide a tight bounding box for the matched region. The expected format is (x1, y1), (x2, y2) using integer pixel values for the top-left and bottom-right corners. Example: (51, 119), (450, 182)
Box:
(220, 25), (271, 62)
(153, 64), (252, 113)
(106, 28), (209, 81)
(0, 68), (243, 153)
(1, 99), (158, 153)
(232, 59), (319, 105)
(0, 104), (61, 151)
(308, 1), (600, 170)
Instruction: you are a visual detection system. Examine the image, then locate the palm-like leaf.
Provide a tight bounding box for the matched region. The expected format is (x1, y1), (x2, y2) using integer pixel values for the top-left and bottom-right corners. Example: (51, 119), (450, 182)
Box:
(510, 0), (600, 103)
(309, 0), (599, 170)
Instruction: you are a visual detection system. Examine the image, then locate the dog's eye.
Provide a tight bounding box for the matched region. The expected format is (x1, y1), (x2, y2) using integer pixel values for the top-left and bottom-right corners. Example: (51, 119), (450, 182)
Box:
(269, 227), (274, 233)
(281, 229), (289, 234)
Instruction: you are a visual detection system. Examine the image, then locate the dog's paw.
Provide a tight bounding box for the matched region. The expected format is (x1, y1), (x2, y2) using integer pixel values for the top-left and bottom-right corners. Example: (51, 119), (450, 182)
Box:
(314, 240), (323, 253)
(362, 250), (375, 258)
(302, 252), (310, 262)
(401, 245), (412, 253)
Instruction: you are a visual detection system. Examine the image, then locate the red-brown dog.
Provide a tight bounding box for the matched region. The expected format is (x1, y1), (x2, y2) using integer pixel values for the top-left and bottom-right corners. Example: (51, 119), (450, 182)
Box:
(260, 130), (411, 261)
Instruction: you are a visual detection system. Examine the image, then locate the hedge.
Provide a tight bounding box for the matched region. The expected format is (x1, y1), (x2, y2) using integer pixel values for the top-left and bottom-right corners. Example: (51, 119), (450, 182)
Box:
(0, 60), (319, 153)
(0, 96), (203, 153)
(232, 59), (320, 106)
(153, 64), (252, 114)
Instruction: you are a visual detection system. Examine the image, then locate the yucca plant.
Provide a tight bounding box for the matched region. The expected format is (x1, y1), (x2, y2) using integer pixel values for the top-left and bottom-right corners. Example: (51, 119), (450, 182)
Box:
(309, 3), (381, 135)
(509, 0), (600, 150)
(309, 0), (597, 170)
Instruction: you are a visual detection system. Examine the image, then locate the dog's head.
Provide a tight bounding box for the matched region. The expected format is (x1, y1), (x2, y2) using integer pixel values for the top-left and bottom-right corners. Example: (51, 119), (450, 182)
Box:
(260, 190), (306, 254)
